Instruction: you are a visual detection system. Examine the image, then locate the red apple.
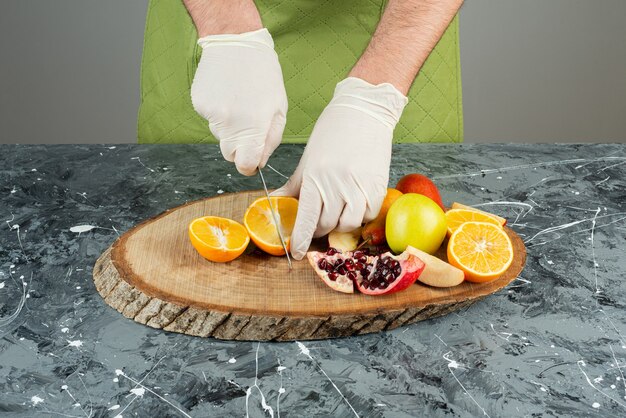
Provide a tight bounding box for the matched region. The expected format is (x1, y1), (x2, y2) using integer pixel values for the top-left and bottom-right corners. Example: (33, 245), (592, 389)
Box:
(395, 174), (445, 211)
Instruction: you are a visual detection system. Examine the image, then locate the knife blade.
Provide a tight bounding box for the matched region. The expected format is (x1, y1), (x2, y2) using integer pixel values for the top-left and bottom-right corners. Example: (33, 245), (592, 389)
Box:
(258, 167), (292, 270)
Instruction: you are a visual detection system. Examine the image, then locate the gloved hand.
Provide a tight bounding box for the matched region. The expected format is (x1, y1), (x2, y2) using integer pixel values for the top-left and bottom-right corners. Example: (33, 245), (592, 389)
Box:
(191, 28), (288, 176)
(273, 77), (408, 260)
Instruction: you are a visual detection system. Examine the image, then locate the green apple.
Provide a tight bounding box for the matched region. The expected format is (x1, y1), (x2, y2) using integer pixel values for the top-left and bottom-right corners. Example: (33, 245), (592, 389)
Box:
(386, 193), (447, 254)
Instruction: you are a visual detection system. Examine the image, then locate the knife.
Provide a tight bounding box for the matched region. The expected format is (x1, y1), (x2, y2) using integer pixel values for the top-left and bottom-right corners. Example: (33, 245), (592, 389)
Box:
(258, 167), (292, 270)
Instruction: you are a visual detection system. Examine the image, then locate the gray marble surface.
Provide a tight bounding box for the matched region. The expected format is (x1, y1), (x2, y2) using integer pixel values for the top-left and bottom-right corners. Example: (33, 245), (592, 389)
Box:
(0, 144), (625, 417)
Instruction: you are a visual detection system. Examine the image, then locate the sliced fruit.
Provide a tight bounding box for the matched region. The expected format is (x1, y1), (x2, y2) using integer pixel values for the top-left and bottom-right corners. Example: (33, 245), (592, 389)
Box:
(362, 188), (403, 246)
(328, 227), (362, 252)
(386, 193), (447, 255)
(451, 202), (507, 226)
(445, 208), (503, 236)
(395, 173), (445, 211)
(244, 196), (298, 256)
(447, 222), (514, 283)
(307, 246), (425, 296)
(356, 248), (425, 296)
(189, 216), (250, 263)
(405, 247), (464, 287)
(307, 248), (359, 294)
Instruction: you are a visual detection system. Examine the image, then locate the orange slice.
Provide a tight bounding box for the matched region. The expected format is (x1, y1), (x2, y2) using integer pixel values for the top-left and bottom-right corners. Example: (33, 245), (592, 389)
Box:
(447, 221), (514, 283)
(244, 197), (298, 256)
(451, 202), (507, 226)
(189, 216), (250, 262)
(445, 208), (503, 236)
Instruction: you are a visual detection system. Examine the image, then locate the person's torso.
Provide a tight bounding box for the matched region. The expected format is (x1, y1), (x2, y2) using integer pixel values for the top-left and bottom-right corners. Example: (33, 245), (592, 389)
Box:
(138, 0), (463, 144)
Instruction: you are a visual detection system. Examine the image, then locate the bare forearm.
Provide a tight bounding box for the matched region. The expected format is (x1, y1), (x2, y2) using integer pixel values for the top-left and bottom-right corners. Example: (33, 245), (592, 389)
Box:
(183, 0), (263, 37)
(350, 0), (463, 95)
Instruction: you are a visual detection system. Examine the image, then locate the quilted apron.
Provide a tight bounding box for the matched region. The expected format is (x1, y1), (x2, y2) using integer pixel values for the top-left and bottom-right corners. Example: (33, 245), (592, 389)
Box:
(137, 0), (463, 143)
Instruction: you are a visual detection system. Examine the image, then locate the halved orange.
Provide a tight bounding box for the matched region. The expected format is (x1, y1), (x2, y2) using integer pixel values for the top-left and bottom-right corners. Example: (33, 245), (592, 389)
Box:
(244, 197), (298, 256)
(451, 202), (507, 226)
(445, 208), (503, 236)
(447, 221), (514, 283)
(189, 216), (250, 262)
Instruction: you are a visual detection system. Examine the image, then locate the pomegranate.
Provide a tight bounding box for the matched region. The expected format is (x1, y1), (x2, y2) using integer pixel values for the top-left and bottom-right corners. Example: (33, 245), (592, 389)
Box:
(307, 246), (425, 296)
(306, 247), (369, 294)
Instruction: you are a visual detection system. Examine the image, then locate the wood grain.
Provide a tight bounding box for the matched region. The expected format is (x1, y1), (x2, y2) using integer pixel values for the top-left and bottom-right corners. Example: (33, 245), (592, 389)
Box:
(93, 191), (527, 341)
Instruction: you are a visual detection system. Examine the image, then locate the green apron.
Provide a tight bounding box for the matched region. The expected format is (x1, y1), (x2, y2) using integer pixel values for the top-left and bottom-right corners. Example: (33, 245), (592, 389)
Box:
(137, 0), (463, 144)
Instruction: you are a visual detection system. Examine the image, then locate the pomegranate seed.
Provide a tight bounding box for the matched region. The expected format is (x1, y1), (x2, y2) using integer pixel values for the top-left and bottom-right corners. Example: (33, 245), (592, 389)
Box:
(317, 259), (328, 270)
(326, 247), (339, 256)
(328, 272), (338, 281)
(337, 266), (348, 275)
(353, 251), (364, 259)
(355, 262), (364, 270)
(379, 281), (388, 289)
(347, 271), (357, 281)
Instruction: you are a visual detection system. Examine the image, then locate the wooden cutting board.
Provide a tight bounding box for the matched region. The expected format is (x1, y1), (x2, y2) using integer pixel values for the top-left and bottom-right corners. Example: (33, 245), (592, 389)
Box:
(93, 191), (526, 341)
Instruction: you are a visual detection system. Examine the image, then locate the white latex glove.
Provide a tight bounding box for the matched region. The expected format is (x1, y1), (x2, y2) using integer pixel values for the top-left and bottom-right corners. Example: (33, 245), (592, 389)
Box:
(191, 29), (288, 176)
(273, 77), (408, 260)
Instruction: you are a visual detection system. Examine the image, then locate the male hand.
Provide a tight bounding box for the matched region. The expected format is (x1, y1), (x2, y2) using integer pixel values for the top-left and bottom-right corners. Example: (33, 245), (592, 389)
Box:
(273, 78), (408, 260)
(191, 29), (288, 175)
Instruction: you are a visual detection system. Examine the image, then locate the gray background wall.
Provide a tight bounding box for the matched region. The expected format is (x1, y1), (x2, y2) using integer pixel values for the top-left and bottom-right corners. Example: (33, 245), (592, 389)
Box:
(1, 0), (625, 145)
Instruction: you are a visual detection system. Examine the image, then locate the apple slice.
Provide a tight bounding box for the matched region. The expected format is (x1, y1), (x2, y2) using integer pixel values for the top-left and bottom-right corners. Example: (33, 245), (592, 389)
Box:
(450, 202), (507, 226)
(328, 227), (362, 252)
(406, 246), (464, 287)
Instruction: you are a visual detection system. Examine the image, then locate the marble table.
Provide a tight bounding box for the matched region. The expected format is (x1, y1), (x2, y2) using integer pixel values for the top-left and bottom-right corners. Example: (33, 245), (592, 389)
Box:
(1, 144), (625, 417)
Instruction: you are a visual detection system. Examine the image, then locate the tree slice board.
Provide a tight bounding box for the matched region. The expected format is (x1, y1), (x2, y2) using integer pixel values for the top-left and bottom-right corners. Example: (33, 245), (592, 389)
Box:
(93, 191), (527, 341)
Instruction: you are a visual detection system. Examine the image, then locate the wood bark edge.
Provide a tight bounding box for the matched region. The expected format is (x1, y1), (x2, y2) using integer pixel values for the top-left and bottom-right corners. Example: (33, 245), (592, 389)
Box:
(93, 246), (481, 341)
